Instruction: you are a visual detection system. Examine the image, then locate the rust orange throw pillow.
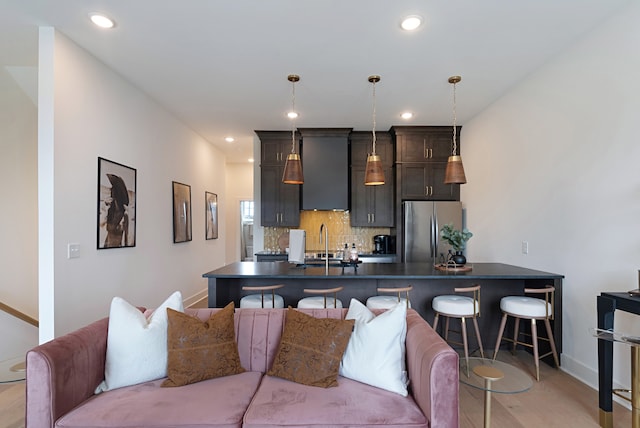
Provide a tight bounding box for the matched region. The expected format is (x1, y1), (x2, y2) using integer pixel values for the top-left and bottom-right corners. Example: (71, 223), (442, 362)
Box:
(267, 308), (354, 388)
(162, 302), (244, 387)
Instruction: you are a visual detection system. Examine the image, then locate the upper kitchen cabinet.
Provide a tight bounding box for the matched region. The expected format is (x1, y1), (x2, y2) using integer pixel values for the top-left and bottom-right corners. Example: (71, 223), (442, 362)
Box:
(350, 131), (394, 167)
(392, 126), (458, 162)
(349, 131), (394, 227)
(391, 126), (461, 201)
(256, 131), (300, 227)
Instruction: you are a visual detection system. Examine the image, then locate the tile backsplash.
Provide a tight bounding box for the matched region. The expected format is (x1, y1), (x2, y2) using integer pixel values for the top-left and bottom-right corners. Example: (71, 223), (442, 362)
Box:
(263, 211), (391, 254)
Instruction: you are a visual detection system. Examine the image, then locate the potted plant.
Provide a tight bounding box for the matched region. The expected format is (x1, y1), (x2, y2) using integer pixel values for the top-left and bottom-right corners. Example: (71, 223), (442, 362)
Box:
(440, 223), (473, 265)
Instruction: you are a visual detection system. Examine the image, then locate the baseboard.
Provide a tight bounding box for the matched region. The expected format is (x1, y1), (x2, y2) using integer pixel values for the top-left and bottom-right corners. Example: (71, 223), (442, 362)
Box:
(561, 353), (632, 411)
(183, 288), (208, 308)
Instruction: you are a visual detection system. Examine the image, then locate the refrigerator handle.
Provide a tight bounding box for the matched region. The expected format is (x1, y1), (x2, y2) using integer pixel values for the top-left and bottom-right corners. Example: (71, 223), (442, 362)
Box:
(404, 203), (412, 259)
(430, 215), (435, 259)
(433, 213), (439, 261)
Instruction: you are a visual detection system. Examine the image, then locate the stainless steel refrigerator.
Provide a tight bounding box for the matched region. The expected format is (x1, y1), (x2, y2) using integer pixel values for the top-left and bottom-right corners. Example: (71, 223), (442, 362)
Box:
(402, 201), (462, 264)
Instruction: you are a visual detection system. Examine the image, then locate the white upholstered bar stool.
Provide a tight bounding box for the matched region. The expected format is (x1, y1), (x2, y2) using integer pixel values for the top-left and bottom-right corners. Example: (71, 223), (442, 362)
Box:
(366, 286), (413, 310)
(239, 284), (285, 308)
(492, 285), (560, 381)
(432, 285), (484, 374)
(297, 286), (344, 309)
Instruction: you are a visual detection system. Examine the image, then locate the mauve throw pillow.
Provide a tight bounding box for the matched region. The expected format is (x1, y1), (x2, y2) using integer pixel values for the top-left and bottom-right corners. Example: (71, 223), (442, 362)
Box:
(267, 308), (354, 388)
(162, 302), (245, 387)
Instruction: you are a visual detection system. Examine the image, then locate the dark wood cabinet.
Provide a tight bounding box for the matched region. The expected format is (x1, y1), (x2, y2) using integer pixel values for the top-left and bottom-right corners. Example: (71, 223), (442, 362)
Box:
(349, 132), (394, 227)
(399, 163), (459, 200)
(391, 126), (461, 202)
(256, 131), (300, 227)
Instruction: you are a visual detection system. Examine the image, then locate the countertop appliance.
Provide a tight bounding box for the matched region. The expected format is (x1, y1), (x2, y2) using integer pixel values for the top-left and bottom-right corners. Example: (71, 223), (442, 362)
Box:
(373, 234), (394, 254)
(402, 201), (462, 264)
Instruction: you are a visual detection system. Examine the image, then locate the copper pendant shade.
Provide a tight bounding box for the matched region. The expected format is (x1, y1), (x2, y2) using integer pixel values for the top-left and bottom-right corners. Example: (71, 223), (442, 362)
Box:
(444, 76), (467, 185)
(364, 75), (385, 186)
(282, 74), (304, 184)
(282, 152), (303, 184)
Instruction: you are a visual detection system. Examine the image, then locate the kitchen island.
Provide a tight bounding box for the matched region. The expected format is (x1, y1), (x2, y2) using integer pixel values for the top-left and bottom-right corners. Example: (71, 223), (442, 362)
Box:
(203, 262), (564, 357)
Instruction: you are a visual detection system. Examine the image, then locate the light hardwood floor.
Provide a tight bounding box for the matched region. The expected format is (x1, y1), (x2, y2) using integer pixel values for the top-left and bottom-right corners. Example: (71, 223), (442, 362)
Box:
(1, 351), (632, 428)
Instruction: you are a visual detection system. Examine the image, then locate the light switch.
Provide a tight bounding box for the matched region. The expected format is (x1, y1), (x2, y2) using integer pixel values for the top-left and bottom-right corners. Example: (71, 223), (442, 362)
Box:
(521, 241), (529, 255)
(68, 243), (80, 259)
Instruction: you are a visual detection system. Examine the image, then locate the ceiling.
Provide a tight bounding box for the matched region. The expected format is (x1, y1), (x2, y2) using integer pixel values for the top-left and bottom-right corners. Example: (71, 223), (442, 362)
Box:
(0, 0), (631, 163)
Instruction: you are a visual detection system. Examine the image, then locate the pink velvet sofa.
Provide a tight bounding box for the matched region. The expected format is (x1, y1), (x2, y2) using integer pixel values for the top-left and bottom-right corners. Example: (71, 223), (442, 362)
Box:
(26, 307), (459, 428)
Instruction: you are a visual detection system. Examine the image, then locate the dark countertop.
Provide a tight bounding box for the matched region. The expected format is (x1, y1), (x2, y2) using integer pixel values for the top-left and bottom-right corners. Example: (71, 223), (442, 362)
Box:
(203, 262), (563, 280)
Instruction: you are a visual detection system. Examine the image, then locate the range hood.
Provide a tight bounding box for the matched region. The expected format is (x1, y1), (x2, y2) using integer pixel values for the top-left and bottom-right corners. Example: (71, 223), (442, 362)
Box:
(299, 128), (351, 211)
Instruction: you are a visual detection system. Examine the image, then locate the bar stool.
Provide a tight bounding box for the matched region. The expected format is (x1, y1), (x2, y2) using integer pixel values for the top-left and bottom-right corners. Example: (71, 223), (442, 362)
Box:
(492, 285), (560, 381)
(432, 284), (484, 374)
(366, 285), (413, 310)
(297, 286), (344, 309)
(239, 284), (285, 308)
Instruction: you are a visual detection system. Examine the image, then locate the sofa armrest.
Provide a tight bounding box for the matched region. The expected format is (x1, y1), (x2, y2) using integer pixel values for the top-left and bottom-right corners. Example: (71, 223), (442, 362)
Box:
(405, 310), (459, 428)
(26, 317), (109, 428)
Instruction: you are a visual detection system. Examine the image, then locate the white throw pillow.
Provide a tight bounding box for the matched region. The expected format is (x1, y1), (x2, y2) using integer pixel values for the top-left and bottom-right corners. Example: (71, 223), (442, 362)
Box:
(339, 298), (408, 396)
(95, 291), (183, 393)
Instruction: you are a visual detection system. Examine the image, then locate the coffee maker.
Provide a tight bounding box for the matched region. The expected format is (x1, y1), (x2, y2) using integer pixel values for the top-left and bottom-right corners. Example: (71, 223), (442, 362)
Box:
(373, 235), (393, 254)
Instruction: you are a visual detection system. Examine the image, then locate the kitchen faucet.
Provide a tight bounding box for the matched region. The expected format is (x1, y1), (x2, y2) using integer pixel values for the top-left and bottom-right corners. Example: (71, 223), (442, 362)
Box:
(319, 223), (329, 273)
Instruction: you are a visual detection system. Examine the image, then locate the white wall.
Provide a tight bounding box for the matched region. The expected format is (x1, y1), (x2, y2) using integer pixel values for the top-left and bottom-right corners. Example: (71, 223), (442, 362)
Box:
(462, 1), (640, 393)
(224, 162), (254, 264)
(48, 31), (227, 336)
(0, 65), (39, 360)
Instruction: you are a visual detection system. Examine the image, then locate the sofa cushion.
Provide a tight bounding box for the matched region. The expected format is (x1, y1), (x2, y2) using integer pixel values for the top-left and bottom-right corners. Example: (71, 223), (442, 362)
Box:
(340, 299), (409, 396)
(267, 308), (354, 388)
(56, 371), (263, 428)
(95, 291), (183, 393)
(163, 302), (245, 387)
(244, 375), (428, 427)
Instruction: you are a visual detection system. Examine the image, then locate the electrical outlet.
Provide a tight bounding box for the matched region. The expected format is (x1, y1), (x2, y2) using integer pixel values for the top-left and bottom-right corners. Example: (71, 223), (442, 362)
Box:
(521, 241), (529, 255)
(68, 243), (80, 259)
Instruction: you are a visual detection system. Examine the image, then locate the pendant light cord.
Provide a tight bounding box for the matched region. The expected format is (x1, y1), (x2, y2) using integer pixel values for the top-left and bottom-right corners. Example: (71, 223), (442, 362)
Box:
(372, 79), (377, 155)
(451, 81), (457, 156)
(290, 78), (296, 154)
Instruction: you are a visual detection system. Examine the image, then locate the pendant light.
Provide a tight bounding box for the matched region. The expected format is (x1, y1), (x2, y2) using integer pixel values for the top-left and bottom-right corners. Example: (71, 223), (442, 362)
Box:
(282, 74), (304, 184)
(364, 75), (385, 186)
(444, 75), (467, 184)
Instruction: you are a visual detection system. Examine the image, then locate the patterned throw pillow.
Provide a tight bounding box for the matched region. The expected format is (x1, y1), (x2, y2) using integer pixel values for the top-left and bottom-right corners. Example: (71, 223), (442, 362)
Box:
(267, 308), (354, 388)
(162, 302), (245, 387)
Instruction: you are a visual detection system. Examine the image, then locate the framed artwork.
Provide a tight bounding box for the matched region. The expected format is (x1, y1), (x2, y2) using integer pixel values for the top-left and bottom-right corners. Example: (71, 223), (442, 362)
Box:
(97, 157), (137, 249)
(205, 192), (218, 240)
(172, 181), (192, 243)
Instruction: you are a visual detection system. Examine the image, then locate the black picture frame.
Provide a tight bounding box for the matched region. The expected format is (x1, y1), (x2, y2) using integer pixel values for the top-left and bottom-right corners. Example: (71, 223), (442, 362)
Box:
(205, 192), (218, 240)
(97, 157), (137, 249)
(172, 181), (192, 243)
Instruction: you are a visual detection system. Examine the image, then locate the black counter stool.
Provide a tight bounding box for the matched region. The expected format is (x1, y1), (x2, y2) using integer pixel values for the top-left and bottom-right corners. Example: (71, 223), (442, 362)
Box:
(297, 286), (344, 309)
(432, 284), (484, 374)
(366, 285), (413, 310)
(240, 284), (285, 308)
(492, 285), (560, 381)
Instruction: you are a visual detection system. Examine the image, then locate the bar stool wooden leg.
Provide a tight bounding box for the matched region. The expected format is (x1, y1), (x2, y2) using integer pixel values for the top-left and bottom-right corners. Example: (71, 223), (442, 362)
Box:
(472, 317), (485, 359)
(544, 318), (560, 367)
(444, 317), (451, 342)
(461, 317), (470, 377)
(493, 313), (508, 360)
(531, 319), (540, 381)
(433, 313), (440, 332)
(512, 317), (520, 355)
(632, 346), (640, 428)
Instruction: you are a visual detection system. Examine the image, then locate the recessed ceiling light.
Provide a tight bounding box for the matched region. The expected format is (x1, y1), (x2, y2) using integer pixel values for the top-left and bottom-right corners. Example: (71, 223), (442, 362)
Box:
(401, 112), (414, 120)
(287, 111), (298, 119)
(248, 158), (254, 163)
(401, 15), (423, 31)
(89, 13), (115, 29)
(224, 136), (235, 143)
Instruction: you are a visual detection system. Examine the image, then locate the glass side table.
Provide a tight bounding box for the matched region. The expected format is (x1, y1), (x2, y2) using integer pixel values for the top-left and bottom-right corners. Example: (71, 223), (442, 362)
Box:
(593, 328), (640, 428)
(0, 356), (26, 383)
(460, 358), (533, 428)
